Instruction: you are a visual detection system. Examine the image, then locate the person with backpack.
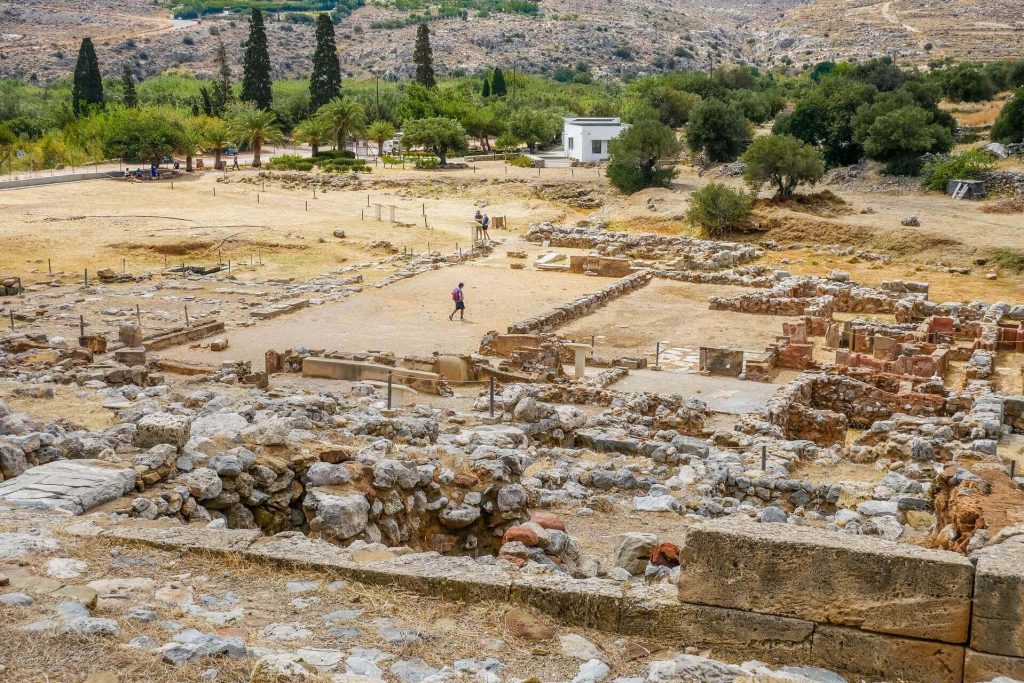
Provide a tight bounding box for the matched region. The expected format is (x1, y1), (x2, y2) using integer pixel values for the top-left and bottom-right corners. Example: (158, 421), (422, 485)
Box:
(449, 282), (465, 321)
(481, 214), (491, 240)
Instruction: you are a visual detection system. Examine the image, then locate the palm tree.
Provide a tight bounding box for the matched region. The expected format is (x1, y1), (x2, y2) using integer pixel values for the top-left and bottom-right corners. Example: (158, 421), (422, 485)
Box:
(315, 98), (366, 152)
(202, 119), (232, 170)
(293, 117), (333, 157)
(366, 119), (396, 157)
(230, 105), (283, 168)
(176, 118), (205, 173)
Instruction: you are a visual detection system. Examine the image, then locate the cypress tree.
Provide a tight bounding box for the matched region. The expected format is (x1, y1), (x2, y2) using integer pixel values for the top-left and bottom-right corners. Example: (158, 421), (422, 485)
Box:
(241, 8), (273, 110)
(72, 38), (104, 114)
(121, 64), (138, 108)
(211, 37), (233, 116)
(413, 23), (436, 88)
(310, 13), (341, 112)
(200, 86), (214, 116)
(491, 67), (507, 97)
(481, 78), (490, 98)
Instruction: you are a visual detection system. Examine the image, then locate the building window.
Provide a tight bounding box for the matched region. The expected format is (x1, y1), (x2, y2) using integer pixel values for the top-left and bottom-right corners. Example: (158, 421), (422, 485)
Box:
(567, 137), (574, 151)
(592, 140), (603, 154)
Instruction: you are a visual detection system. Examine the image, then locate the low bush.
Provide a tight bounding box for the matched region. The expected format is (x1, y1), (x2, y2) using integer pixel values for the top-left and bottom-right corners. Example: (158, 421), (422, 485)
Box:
(921, 150), (996, 192)
(505, 155), (535, 168)
(686, 183), (753, 237)
(992, 247), (1024, 273)
(313, 149), (356, 160)
(267, 154), (314, 171)
(413, 156), (439, 169)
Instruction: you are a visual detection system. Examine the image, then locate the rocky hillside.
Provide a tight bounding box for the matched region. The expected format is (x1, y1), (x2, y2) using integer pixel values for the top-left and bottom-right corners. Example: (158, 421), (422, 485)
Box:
(0, 0), (1020, 84)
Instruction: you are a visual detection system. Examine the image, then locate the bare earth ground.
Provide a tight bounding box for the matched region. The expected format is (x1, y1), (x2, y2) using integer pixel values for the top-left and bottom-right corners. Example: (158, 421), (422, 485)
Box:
(164, 263), (616, 365)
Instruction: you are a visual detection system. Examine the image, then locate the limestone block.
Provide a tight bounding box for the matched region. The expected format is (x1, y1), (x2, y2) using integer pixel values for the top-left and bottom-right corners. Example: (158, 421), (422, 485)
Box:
(810, 624), (964, 683)
(972, 543), (1024, 657)
(135, 412), (191, 449)
(677, 518), (973, 643)
(0, 460), (136, 515)
(620, 584), (813, 663)
(356, 554), (512, 603)
(511, 575), (622, 630)
(102, 522), (262, 553)
(964, 649), (1024, 682)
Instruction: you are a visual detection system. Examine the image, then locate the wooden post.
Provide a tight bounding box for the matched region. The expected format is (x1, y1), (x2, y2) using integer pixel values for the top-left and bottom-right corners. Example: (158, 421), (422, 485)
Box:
(387, 371), (393, 409)
(184, 306), (190, 327)
(9, 310), (13, 331)
(228, 260), (232, 274)
(761, 445), (767, 471)
(122, 257), (126, 274)
(48, 258), (52, 275)
(135, 304), (141, 328)
(489, 376), (495, 417)
(84, 269), (88, 287)
(79, 315), (85, 339)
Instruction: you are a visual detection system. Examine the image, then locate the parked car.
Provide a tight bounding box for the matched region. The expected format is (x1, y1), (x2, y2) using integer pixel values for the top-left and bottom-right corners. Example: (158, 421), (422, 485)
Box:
(220, 146), (238, 156)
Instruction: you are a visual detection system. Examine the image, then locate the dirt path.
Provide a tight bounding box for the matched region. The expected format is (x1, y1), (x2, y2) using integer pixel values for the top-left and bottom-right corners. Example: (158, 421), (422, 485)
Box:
(880, 0), (920, 33)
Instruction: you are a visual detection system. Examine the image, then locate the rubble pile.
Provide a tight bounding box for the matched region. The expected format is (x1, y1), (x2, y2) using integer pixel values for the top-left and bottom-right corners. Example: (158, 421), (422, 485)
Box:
(506, 271), (653, 334)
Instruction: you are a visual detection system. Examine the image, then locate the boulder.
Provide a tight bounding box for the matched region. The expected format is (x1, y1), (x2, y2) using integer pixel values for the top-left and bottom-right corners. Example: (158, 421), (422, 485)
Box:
(613, 532), (658, 575)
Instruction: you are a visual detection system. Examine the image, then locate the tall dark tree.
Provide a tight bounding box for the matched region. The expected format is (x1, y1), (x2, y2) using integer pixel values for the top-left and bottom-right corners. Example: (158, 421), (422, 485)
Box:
(481, 78), (490, 98)
(241, 8), (273, 110)
(413, 23), (436, 88)
(490, 67), (507, 97)
(199, 86), (214, 116)
(121, 64), (138, 108)
(72, 38), (104, 114)
(310, 13), (342, 112)
(211, 37), (233, 116)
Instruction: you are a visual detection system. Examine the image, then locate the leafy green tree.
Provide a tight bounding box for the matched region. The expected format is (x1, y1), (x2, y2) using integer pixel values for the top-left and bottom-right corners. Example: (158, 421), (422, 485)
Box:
(294, 117), (334, 156)
(742, 134), (824, 199)
(401, 117), (466, 165)
(481, 78), (491, 98)
(121, 65), (138, 109)
(0, 123), (15, 174)
(686, 183), (753, 237)
(774, 75), (875, 167)
(211, 37), (233, 116)
(230, 104), (284, 167)
(310, 13), (342, 112)
(72, 38), (104, 114)
(856, 105), (953, 174)
(491, 68), (507, 97)
(685, 98), (749, 162)
(941, 64), (996, 102)
(850, 57), (907, 92)
(316, 97), (367, 151)
(366, 119), (396, 156)
(506, 109), (560, 152)
(103, 107), (180, 163)
(992, 89), (1024, 143)
(202, 119), (232, 170)
(199, 87), (214, 116)
(1011, 61), (1024, 88)
(644, 85), (700, 128)
(458, 106), (496, 151)
(606, 119), (681, 194)
(241, 8), (272, 110)
(413, 24), (436, 88)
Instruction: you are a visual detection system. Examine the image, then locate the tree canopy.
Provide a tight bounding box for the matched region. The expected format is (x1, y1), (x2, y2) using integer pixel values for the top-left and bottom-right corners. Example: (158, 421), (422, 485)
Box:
(742, 134), (824, 199)
(606, 119), (681, 194)
(310, 13), (342, 112)
(241, 8), (273, 110)
(401, 116), (466, 165)
(72, 38), (103, 115)
(413, 24), (436, 88)
(685, 98), (749, 162)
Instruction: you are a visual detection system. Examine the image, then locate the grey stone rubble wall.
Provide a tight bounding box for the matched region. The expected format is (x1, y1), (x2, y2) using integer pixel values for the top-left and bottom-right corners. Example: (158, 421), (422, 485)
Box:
(64, 515), (1024, 682)
(523, 223), (763, 270)
(709, 274), (907, 317)
(506, 271), (653, 335)
(652, 264), (780, 288)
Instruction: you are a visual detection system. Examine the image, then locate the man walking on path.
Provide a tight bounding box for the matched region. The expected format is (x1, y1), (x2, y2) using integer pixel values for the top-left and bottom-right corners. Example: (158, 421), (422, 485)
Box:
(449, 282), (465, 321)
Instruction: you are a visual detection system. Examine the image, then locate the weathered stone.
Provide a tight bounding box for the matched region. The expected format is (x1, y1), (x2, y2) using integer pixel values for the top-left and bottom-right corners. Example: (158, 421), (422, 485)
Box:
(0, 460), (136, 515)
(677, 518), (973, 643)
(810, 624), (963, 682)
(964, 649), (1024, 682)
(613, 532), (658, 576)
(135, 412), (191, 449)
(972, 543), (1024, 657)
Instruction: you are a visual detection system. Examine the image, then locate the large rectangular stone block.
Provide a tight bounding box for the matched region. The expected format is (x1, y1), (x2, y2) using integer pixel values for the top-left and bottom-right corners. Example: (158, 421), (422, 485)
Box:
(511, 575), (622, 630)
(811, 624), (964, 683)
(964, 649), (1024, 682)
(620, 584), (813, 663)
(972, 543), (1024, 657)
(677, 518), (974, 643)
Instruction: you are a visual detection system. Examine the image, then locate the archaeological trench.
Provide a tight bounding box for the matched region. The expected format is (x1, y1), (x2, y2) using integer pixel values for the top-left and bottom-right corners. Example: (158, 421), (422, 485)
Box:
(1, 219), (1024, 683)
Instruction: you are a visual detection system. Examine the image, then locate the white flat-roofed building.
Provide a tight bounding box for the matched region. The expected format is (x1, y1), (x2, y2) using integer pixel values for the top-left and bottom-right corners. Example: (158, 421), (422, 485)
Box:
(562, 117), (630, 162)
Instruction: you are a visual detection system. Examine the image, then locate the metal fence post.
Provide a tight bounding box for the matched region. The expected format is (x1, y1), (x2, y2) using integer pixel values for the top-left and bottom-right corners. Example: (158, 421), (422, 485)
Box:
(387, 371), (393, 409)
(489, 376), (495, 417)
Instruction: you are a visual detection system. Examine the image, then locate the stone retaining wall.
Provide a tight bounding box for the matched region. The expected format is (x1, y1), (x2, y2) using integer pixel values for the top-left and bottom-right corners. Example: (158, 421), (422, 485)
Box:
(506, 271), (653, 334)
(68, 515), (1024, 682)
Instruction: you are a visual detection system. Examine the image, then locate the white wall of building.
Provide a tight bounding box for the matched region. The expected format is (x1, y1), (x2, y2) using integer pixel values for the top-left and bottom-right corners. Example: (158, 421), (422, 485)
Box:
(563, 118), (629, 162)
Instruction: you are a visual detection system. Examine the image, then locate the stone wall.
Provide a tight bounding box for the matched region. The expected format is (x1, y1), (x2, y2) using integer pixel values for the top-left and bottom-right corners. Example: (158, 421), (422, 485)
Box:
(73, 514), (1024, 682)
(506, 271), (653, 334)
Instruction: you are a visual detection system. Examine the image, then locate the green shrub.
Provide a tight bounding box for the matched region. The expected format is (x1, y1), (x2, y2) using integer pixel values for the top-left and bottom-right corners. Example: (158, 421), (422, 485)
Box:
(922, 150), (996, 192)
(686, 183), (753, 237)
(381, 154), (403, 166)
(321, 157), (370, 173)
(506, 155), (534, 168)
(413, 156), (439, 169)
(267, 154), (314, 171)
(313, 149), (356, 160)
